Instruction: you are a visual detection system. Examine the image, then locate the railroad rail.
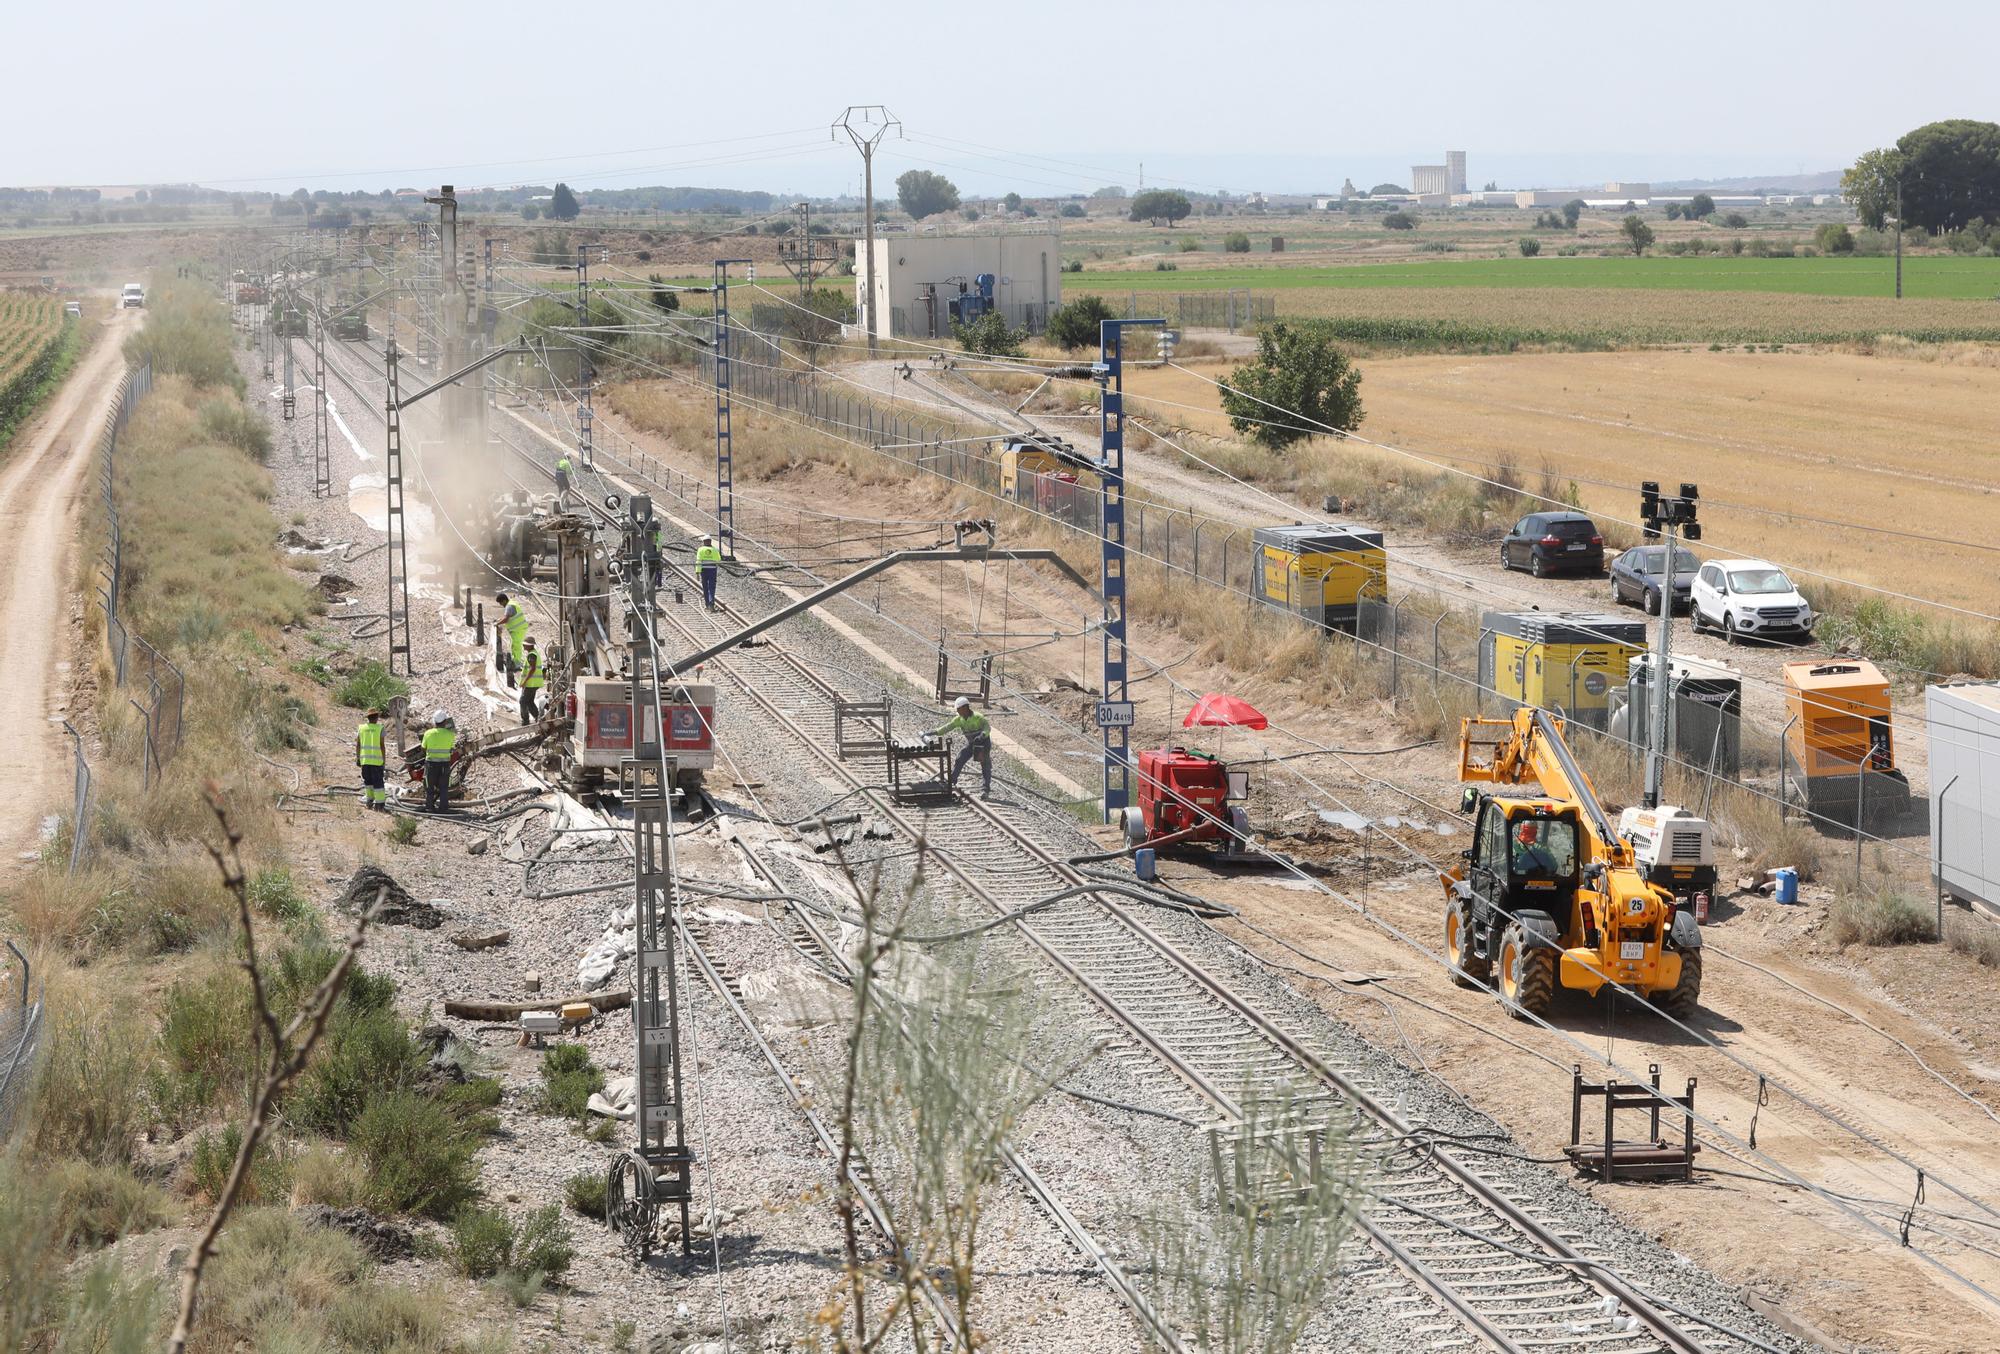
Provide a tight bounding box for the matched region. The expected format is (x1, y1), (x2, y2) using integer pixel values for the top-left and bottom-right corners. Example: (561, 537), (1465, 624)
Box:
(616, 509), (1750, 1353)
(319, 331), (1769, 1353)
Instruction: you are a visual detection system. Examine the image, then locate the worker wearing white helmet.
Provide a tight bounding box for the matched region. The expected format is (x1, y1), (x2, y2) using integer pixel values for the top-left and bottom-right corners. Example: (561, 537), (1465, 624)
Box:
(420, 710), (458, 813)
(930, 696), (993, 798)
(694, 535), (722, 612)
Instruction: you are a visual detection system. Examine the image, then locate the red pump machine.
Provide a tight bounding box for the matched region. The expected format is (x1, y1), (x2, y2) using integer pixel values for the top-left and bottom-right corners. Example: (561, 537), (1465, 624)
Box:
(1122, 747), (1251, 855)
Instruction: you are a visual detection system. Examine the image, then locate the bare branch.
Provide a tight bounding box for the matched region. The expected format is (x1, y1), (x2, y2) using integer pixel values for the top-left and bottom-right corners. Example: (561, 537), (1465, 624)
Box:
(167, 790), (379, 1354)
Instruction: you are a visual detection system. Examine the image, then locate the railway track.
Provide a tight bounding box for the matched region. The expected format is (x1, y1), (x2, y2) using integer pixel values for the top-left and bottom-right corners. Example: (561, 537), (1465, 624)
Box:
(322, 334), (1769, 1352)
(599, 491), (1755, 1352)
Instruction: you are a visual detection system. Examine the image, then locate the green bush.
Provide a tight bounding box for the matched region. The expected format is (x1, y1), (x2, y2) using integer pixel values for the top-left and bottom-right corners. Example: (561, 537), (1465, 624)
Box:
(1830, 887), (1936, 948)
(288, 999), (424, 1137)
(951, 311), (1026, 358)
(198, 396), (272, 462)
(1044, 295), (1118, 352)
(351, 1090), (486, 1220)
(1382, 211), (1417, 230)
(1518, 237), (1541, 257)
(450, 1207), (514, 1278)
(388, 816), (419, 846)
(247, 866), (308, 921)
(153, 969), (255, 1130)
(188, 1123), (292, 1206)
(1814, 222), (1856, 254)
(563, 1170), (608, 1218)
(515, 1204), (575, 1280)
(1153, 260), (1178, 271)
(334, 660), (409, 710)
(537, 1043), (605, 1121)
(1223, 232), (1251, 253)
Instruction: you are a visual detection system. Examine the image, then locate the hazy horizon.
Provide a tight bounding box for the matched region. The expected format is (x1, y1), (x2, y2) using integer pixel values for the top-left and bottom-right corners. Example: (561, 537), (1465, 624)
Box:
(6, 0), (1986, 198)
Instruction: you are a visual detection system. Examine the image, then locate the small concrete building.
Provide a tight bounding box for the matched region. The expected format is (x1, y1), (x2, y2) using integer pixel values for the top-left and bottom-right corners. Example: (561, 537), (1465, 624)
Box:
(857, 227), (1063, 340)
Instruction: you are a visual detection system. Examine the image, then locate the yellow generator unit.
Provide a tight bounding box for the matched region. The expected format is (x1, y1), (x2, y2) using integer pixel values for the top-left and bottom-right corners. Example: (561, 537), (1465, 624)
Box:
(1782, 659), (1911, 832)
(1249, 523), (1387, 637)
(1480, 611), (1647, 731)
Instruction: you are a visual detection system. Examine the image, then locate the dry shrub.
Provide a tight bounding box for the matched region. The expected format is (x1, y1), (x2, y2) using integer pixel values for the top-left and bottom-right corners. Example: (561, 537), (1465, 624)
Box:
(1829, 885), (1936, 948)
(289, 1142), (367, 1209)
(25, 973), (157, 1167)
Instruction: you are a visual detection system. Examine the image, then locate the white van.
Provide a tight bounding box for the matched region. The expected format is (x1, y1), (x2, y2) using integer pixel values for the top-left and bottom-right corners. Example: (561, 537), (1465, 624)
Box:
(120, 283), (145, 309)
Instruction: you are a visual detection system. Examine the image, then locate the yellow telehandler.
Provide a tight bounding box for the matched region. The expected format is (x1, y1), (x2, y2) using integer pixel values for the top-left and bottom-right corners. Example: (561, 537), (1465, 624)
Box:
(1442, 707), (1703, 1020)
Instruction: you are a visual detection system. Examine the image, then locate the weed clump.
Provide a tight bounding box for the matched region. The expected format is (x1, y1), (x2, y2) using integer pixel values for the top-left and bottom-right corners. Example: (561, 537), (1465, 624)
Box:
(536, 1042), (605, 1121)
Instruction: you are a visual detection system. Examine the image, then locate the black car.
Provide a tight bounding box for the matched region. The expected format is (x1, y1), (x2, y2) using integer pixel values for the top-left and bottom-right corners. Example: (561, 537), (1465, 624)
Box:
(1608, 544), (1700, 615)
(1500, 511), (1605, 578)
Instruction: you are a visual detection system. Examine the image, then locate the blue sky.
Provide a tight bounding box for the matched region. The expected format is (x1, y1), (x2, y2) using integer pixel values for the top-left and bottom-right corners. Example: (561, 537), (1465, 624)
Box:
(7, 1), (1991, 194)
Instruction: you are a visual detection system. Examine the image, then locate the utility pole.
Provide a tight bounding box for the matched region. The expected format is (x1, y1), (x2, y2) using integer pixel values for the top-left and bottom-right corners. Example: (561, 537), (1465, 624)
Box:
(311, 277), (329, 496)
(1094, 317), (1163, 820)
(383, 339), (412, 676)
(280, 283), (296, 420)
(610, 494), (695, 1263)
(712, 259), (752, 560)
(1639, 482), (1701, 809)
(1894, 176), (1904, 300)
(833, 105), (901, 355)
(574, 245), (595, 471)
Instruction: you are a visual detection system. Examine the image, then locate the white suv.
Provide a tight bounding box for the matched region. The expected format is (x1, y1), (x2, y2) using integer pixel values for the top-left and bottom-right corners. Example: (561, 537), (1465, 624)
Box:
(1690, 559), (1814, 644)
(120, 282), (145, 308)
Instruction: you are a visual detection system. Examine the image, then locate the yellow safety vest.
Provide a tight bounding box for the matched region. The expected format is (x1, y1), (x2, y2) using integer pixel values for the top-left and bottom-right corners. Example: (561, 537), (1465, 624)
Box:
(501, 605), (528, 639)
(934, 712), (990, 739)
(695, 546), (722, 566)
(421, 727), (457, 762)
(522, 655), (545, 689)
(356, 722), (385, 767)
(557, 457), (572, 473)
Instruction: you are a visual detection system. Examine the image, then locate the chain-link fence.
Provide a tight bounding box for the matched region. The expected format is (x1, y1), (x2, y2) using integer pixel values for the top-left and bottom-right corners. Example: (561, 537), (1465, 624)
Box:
(93, 362), (185, 784)
(0, 941), (44, 1143)
(1086, 289), (1276, 334)
(61, 720), (90, 876)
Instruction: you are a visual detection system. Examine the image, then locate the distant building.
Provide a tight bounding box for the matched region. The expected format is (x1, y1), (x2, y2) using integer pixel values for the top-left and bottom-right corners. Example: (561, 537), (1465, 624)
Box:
(1602, 182), (1652, 198)
(1411, 164), (1449, 196)
(1446, 151), (1467, 196)
(1340, 177), (1358, 198)
(857, 227), (1062, 340)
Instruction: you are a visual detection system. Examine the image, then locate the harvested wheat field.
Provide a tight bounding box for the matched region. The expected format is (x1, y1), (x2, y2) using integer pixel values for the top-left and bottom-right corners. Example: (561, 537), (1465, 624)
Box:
(1127, 347), (2000, 615)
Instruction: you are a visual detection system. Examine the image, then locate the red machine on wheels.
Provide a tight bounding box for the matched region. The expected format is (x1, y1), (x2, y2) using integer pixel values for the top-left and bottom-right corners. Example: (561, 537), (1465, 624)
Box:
(1119, 693), (1261, 856)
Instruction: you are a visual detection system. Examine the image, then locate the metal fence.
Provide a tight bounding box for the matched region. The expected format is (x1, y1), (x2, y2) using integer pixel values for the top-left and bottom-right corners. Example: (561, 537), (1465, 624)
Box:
(61, 721), (90, 875)
(0, 941), (44, 1143)
(1095, 289), (1276, 334)
(93, 362), (186, 785)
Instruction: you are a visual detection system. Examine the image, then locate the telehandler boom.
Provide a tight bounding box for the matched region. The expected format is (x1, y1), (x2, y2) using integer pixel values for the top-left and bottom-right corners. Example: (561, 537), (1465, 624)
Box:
(1442, 707), (1703, 1020)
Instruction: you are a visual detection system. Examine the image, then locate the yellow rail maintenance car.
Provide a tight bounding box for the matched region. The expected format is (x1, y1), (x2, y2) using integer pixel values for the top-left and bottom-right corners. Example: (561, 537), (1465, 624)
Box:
(1248, 523), (1387, 638)
(1479, 611), (1647, 731)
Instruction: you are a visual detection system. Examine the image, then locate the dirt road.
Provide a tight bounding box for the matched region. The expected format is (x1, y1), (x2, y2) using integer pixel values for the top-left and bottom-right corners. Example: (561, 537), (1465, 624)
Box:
(0, 309), (140, 867)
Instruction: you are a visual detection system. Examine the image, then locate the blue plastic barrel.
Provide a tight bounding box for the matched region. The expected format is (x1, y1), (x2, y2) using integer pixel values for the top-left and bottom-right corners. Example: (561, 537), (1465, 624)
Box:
(1773, 867), (1798, 905)
(1134, 848), (1157, 882)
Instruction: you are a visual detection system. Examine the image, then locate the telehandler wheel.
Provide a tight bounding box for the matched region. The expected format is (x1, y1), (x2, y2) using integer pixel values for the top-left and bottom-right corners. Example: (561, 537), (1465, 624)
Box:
(1654, 949), (1702, 1020)
(1446, 901), (1489, 988)
(1497, 922), (1556, 1021)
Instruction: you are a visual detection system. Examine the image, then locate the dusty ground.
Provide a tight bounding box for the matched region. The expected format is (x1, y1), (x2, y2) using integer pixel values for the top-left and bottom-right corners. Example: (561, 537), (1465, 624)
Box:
(590, 379), (2000, 1353)
(0, 307), (137, 869)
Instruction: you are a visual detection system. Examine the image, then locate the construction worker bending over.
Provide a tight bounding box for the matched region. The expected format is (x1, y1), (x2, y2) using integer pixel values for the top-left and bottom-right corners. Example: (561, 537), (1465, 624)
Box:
(931, 696), (993, 798)
(695, 536), (722, 611)
(519, 639), (545, 724)
(421, 711), (457, 812)
(496, 592), (528, 677)
(355, 708), (387, 811)
(555, 454), (572, 497)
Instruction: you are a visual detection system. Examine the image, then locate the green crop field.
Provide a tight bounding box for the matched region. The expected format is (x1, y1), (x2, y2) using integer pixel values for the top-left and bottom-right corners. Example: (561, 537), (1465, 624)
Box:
(1074, 254), (2000, 299)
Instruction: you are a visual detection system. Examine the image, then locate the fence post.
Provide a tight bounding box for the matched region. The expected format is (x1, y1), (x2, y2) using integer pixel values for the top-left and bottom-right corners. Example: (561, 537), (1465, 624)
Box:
(62, 720), (89, 875)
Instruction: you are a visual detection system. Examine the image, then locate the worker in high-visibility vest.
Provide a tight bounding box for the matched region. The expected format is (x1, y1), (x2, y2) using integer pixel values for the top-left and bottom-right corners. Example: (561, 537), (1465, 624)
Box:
(421, 710), (457, 812)
(496, 592), (527, 676)
(519, 639), (545, 725)
(355, 708), (387, 811)
(695, 536), (722, 611)
(555, 454), (572, 497)
(930, 696), (993, 798)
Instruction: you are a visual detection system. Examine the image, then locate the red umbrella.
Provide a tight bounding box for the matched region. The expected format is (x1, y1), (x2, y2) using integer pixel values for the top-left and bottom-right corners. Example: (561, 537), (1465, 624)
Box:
(1183, 693), (1268, 731)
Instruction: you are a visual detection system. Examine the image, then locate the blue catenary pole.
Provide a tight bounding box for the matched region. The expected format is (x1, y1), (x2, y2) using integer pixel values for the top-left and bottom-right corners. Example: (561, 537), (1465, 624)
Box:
(1097, 317), (1163, 819)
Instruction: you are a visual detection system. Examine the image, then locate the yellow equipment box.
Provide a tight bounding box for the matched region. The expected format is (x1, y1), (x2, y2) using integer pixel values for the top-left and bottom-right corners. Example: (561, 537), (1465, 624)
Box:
(1249, 523), (1387, 637)
(1479, 611), (1647, 730)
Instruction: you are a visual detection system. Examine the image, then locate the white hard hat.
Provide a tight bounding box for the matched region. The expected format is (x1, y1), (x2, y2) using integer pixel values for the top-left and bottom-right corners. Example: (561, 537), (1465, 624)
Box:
(432, 709), (450, 724)
(702, 535), (715, 545)
(954, 696), (972, 710)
